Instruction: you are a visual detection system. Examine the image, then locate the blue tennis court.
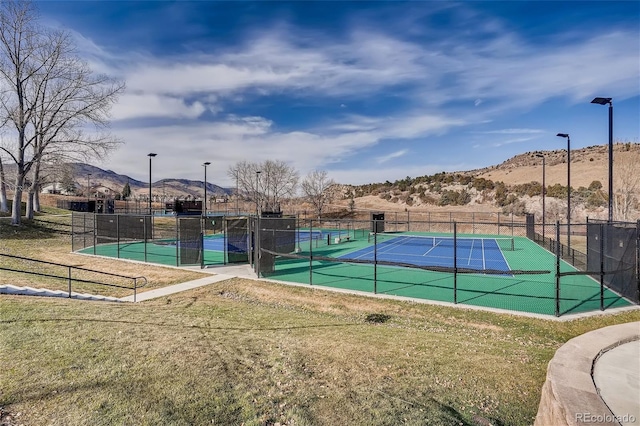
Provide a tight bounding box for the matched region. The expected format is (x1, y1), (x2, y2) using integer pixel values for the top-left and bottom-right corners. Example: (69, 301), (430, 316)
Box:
(200, 230), (345, 252)
(341, 234), (512, 271)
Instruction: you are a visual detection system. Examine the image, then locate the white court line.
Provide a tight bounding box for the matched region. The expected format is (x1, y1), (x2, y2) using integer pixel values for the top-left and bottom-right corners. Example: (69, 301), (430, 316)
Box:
(422, 239), (441, 256)
(466, 239), (475, 266)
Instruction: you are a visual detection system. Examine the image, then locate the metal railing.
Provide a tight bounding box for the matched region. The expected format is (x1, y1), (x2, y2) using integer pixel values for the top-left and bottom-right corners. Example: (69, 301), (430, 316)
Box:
(0, 253), (147, 302)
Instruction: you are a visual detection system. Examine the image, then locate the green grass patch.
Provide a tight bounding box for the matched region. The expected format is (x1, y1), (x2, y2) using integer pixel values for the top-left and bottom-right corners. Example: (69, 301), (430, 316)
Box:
(0, 214), (209, 298)
(1, 212), (639, 425)
(1, 282), (639, 425)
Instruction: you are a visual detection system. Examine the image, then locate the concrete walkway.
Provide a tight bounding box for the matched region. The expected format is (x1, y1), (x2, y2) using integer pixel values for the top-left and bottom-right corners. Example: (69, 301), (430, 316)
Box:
(120, 263), (258, 302)
(593, 339), (640, 426)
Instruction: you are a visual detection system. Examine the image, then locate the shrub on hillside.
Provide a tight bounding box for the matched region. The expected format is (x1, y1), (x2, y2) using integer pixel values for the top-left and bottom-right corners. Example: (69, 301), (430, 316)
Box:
(438, 189), (471, 206)
(472, 178), (495, 191)
(494, 182), (508, 206)
(502, 199), (527, 216)
(513, 182), (542, 197)
(419, 192), (438, 204)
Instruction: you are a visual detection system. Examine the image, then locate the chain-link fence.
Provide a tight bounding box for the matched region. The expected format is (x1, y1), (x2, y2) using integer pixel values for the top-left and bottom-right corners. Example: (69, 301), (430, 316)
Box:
(585, 219), (639, 305)
(72, 212), (224, 267)
(72, 212), (638, 317)
(255, 217), (636, 317)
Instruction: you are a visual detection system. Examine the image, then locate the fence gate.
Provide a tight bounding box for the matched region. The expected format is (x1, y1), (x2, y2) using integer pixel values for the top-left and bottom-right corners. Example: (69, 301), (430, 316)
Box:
(225, 217), (249, 264)
(257, 216), (296, 275)
(587, 220), (640, 304)
(178, 217), (202, 266)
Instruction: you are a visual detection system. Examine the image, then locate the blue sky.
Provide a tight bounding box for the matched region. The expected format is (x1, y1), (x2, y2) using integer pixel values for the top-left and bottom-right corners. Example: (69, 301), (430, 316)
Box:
(38, 1), (640, 187)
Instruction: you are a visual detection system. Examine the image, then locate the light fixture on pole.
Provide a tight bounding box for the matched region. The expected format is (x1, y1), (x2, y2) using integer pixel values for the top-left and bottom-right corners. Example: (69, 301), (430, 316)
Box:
(591, 97), (613, 222)
(535, 154), (546, 241)
(255, 170), (261, 216)
(556, 133), (571, 254)
(148, 153), (157, 215)
(203, 162), (211, 217)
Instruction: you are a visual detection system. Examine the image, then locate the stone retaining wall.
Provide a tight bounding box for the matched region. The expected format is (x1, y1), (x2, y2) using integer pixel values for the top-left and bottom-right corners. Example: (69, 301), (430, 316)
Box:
(535, 321), (639, 426)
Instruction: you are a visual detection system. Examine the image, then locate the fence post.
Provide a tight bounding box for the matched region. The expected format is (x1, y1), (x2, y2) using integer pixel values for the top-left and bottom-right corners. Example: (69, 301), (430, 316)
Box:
(175, 216), (179, 267)
(472, 212), (475, 234)
(92, 213), (96, 255)
(511, 213), (514, 236)
(223, 219), (227, 265)
(117, 214), (120, 259)
(71, 212), (75, 251)
(374, 226), (378, 294)
(636, 220), (640, 303)
(200, 232), (205, 269)
(134, 278), (137, 303)
(144, 216), (148, 263)
(453, 222), (458, 304)
(555, 221), (561, 317)
(309, 219), (313, 286)
(255, 215), (261, 278)
(599, 223), (604, 311)
(68, 266), (72, 298)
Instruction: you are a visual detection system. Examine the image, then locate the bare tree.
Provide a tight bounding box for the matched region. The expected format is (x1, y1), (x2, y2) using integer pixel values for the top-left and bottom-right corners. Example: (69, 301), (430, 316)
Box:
(227, 160), (298, 213)
(0, 1), (123, 224)
(0, 154), (8, 212)
(261, 159), (299, 212)
(613, 142), (640, 221)
(301, 169), (336, 218)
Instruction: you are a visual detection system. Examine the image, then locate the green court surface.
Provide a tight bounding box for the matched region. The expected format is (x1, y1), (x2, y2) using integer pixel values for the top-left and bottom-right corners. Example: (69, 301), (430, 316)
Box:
(262, 230), (631, 316)
(79, 235), (225, 267)
(78, 229), (631, 316)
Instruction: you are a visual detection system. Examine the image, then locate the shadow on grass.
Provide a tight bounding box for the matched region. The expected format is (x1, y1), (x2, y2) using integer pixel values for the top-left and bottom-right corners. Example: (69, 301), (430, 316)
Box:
(0, 316), (361, 332)
(0, 218), (65, 240)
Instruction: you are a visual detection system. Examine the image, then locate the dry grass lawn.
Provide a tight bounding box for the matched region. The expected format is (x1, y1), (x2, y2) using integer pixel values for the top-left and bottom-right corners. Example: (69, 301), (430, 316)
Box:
(1, 213), (640, 425)
(2, 280), (640, 426)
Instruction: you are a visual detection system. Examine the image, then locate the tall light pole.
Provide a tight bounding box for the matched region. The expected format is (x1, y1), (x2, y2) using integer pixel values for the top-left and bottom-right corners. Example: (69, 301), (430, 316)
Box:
(148, 153), (157, 215)
(535, 154), (546, 241)
(255, 170), (261, 216)
(591, 97), (613, 222)
(236, 169), (239, 215)
(266, 169), (270, 213)
(556, 133), (571, 253)
(203, 161), (211, 217)
(87, 173), (92, 204)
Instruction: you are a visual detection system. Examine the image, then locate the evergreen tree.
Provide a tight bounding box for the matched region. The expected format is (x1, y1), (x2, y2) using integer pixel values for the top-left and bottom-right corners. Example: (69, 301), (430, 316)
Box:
(122, 181), (131, 199)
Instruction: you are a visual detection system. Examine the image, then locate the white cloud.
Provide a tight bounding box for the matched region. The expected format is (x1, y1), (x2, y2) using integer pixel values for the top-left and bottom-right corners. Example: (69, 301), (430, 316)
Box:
(92, 21), (638, 123)
(376, 149), (408, 164)
(111, 93), (208, 120)
(476, 128), (546, 135)
(490, 136), (538, 147)
(56, 5), (638, 186)
(329, 162), (471, 186)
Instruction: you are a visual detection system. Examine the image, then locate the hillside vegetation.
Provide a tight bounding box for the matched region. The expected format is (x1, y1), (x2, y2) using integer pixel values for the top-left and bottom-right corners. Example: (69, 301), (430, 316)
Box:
(5, 143), (639, 222)
(335, 142), (639, 222)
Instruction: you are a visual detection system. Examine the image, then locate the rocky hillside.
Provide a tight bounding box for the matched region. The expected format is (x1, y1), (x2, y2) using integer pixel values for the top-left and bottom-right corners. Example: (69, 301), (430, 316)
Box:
(5, 143), (638, 221)
(334, 142), (640, 221)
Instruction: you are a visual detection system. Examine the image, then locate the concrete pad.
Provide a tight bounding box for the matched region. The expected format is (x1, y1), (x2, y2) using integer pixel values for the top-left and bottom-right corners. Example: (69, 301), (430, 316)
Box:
(593, 340), (640, 426)
(535, 322), (640, 426)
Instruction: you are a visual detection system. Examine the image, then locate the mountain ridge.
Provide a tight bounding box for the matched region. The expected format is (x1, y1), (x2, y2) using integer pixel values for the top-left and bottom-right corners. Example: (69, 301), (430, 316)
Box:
(25, 142), (639, 200)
